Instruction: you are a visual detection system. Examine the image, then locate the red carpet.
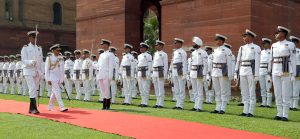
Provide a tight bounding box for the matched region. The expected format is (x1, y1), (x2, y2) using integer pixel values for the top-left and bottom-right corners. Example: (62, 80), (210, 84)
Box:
(0, 99), (286, 139)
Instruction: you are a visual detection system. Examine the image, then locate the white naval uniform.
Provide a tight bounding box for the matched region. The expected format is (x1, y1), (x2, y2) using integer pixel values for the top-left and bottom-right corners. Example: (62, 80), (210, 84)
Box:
(81, 58), (93, 101)
(227, 54), (235, 101)
(291, 48), (300, 109)
(269, 39), (296, 118)
(15, 61), (28, 95)
(39, 61), (46, 97)
(204, 54), (214, 103)
(171, 48), (188, 108)
(97, 51), (115, 99)
(21, 43), (43, 98)
(187, 57), (194, 102)
(211, 45), (232, 112)
(120, 53), (135, 104)
(190, 48), (208, 110)
(2, 62), (9, 94)
(259, 49), (272, 107)
(64, 58), (74, 99)
(131, 58), (138, 98)
(91, 61), (98, 96)
(110, 56), (120, 103)
(152, 50), (168, 106)
(45, 55), (67, 111)
(8, 61), (16, 94)
(0, 62), (3, 93)
(235, 43), (261, 115)
(137, 52), (152, 105)
(73, 58), (83, 100)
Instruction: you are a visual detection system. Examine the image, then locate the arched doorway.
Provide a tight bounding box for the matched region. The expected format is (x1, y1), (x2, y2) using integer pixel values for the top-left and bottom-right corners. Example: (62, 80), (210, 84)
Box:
(141, 0), (161, 53)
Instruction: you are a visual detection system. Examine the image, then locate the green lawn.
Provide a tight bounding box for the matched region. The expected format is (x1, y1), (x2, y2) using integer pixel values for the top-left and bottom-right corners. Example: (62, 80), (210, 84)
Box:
(0, 113), (127, 139)
(0, 93), (300, 139)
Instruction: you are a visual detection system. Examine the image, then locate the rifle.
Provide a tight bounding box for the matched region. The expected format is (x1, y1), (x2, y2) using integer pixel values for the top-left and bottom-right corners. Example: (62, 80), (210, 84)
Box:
(34, 24), (40, 107)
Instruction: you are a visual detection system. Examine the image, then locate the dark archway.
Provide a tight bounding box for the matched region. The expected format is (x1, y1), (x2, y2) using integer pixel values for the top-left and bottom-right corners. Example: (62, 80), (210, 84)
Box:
(53, 2), (62, 25)
(141, 0), (161, 43)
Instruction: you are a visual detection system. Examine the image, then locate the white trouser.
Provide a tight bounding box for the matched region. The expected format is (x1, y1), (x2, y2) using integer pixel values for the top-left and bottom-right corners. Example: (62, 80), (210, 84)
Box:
(0, 77), (2, 93)
(16, 78), (23, 95)
(39, 79), (45, 96)
(191, 78), (204, 110)
(259, 75), (272, 106)
(48, 80), (66, 111)
(3, 77), (8, 94)
(131, 78), (138, 98)
(91, 78), (96, 95)
(291, 79), (300, 109)
(110, 80), (117, 103)
(99, 79), (111, 99)
(212, 77), (228, 111)
(25, 75), (39, 98)
(273, 75), (291, 118)
(226, 79), (231, 101)
(204, 80), (214, 103)
(240, 75), (256, 114)
(64, 78), (73, 99)
(138, 77), (150, 105)
(9, 77), (16, 94)
(83, 80), (92, 101)
(187, 80), (194, 102)
(22, 79), (28, 96)
(46, 83), (51, 97)
(153, 77), (165, 106)
(172, 76), (186, 108)
(75, 80), (82, 100)
(123, 77), (132, 104)
(97, 79), (103, 101)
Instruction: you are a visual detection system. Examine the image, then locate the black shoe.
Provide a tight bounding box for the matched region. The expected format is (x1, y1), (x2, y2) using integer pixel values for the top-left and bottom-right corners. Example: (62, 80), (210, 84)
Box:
(293, 108), (298, 111)
(281, 117), (288, 121)
(102, 99), (107, 110)
(31, 98), (40, 114)
(106, 99), (111, 110)
(157, 106), (163, 108)
(289, 108), (293, 110)
(273, 116), (282, 120)
(211, 110), (219, 114)
(246, 113), (254, 117)
(240, 113), (247, 116)
(196, 109), (202, 112)
(204, 102), (210, 104)
(177, 107), (183, 110)
(237, 103), (244, 106)
(190, 108), (197, 111)
(219, 110), (225, 114)
(259, 105), (266, 107)
(153, 105), (159, 108)
(29, 98), (34, 113)
(266, 106), (272, 108)
(138, 104), (144, 107)
(172, 107), (178, 109)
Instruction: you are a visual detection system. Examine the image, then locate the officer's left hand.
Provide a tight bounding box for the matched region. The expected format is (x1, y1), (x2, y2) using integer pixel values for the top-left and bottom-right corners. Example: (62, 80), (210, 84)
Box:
(291, 76), (295, 81)
(254, 76), (259, 82)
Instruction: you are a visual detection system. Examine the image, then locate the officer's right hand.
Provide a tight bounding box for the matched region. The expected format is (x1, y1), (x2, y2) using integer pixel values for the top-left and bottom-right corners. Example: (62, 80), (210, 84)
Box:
(48, 81), (52, 86)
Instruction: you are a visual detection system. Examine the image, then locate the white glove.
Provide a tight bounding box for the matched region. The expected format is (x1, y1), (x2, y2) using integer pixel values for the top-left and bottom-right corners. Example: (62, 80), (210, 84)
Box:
(31, 60), (37, 66)
(233, 74), (238, 82)
(267, 75), (272, 83)
(291, 76), (295, 81)
(254, 76), (259, 82)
